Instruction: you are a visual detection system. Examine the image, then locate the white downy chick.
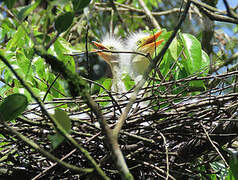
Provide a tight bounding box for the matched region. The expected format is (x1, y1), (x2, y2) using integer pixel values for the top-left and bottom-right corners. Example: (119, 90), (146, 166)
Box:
(93, 35), (126, 93)
(125, 30), (163, 82)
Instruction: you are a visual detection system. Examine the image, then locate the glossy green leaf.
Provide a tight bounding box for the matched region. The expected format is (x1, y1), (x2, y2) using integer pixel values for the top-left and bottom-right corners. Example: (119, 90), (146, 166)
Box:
(48, 109), (71, 149)
(180, 33), (207, 88)
(16, 50), (31, 76)
(55, 12), (74, 33)
(33, 57), (46, 79)
(6, 25), (27, 51)
(0, 94), (28, 122)
(180, 33), (202, 75)
(201, 50), (210, 74)
(17, 0), (41, 22)
(72, 0), (91, 12)
(5, 0), (16, 9)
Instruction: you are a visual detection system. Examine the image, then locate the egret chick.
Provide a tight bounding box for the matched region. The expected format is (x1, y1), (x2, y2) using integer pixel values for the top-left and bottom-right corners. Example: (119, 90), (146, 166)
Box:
(93, 35), (126, 93)
(126, 30), (163, 81)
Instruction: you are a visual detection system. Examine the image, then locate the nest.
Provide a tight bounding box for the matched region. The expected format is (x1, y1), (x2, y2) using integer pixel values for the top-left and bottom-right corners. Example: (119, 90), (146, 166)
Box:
(1, 70), (238, 179)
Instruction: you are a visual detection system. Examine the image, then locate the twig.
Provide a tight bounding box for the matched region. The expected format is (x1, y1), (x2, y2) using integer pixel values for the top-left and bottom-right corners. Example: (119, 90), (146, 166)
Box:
(138, 0), (161, 29)
(200, 122), (229, 167)
(191, 0), (238, 24)
(32, 148), (77, 180)
(45, 32), (60, 50)
(113, 0), (191, 136)
(82, 77), (122, 113)
(0, 53), (109, 179)
(109, 0), (129, 33)
(159, 132), (170, 180)
(1, 121), (93, 173)
(223, 0), (238, 19)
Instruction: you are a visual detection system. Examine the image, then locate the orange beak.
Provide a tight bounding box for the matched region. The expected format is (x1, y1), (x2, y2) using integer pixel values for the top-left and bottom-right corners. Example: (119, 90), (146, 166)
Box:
(142, 30), (164, 52)
(92, 41), (107, 50)
(92, 41), (113, 63)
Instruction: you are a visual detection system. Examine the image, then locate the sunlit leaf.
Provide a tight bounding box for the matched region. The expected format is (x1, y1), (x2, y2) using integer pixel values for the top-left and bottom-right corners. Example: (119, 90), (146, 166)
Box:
(17, 0), (41, 21)
(6, 25), (27, 51)
(180, 33), (208, 88)
(33, 57), (46, 79)
(180, 33), (202, 75)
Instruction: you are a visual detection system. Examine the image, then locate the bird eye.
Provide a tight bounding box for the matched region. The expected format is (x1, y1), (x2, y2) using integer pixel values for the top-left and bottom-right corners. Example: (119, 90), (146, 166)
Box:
(109, 46), (115, 50)
(137, 40), (142, 46)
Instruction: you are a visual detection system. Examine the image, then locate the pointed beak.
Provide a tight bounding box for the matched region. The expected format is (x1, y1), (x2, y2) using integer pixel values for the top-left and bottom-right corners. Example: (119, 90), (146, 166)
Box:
(139, 30), (164, 53)
(92, 41), (114, 63)
(92, 41), (107, 50)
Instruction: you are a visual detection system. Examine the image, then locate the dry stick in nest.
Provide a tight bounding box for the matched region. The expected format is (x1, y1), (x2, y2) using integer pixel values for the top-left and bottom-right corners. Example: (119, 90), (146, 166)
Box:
(113, 0), (192, 137)
(0, 54), (109, 179)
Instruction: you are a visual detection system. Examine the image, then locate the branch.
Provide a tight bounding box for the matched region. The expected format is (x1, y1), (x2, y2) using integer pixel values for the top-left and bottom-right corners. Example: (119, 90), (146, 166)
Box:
(109, 0), (129, 33)
(1, 121), (93, 173)
(138, 0), (161, 29)
(211, 52), (238, 73)
(113, 0), (191, 140)
(191, 0), (238, 24)
(0, 54), (109, 179)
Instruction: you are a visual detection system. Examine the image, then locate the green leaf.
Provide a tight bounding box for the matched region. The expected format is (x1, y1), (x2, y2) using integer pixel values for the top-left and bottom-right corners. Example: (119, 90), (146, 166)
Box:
(122, 74), (135, 90)
(228, 154), (238, 180)
(0, 94), (28, 122)
(180, 33), (208, 88)
(48, 133), (65, 149)
(48, 109), (71, 149)
(6, 25), (27, 50)
(17, 0), (41, 22)
(180, 33), (202, 75)
(33, 57), (46, 79)
(55, 12), (74, 33)
(16, 50), (32, 78)
(53, 109), (71, 132)
(72, 0), (91, 12)
(201, 50), (210, 74)
(5, 0), (16, 9)
(52, 37), (76, 72)
(100, 78), (112, 93)
(160, 51), (173, 79)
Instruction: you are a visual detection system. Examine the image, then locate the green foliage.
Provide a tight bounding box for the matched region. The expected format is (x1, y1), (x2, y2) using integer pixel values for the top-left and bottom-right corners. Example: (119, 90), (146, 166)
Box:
(4, 0), (17, 9)
(227, 152), (238, 180)
(16, 0), (41, 22)
(122, 74), (135, 90)
(0, 0), (237, 179)
(48, 109), (72, 149)
(72, 0), (91, 13)
(55, 12), (74, 33)
(0, 94), (28, 122)
(180, 33), (209, 88)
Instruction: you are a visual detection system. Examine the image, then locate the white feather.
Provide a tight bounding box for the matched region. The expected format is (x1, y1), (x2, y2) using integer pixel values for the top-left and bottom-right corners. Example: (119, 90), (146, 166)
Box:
(126, 31), (150, 51)
(124, 31), (151, 79)
(98, 34), (127, 93)
(101, 34), (124, 51)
